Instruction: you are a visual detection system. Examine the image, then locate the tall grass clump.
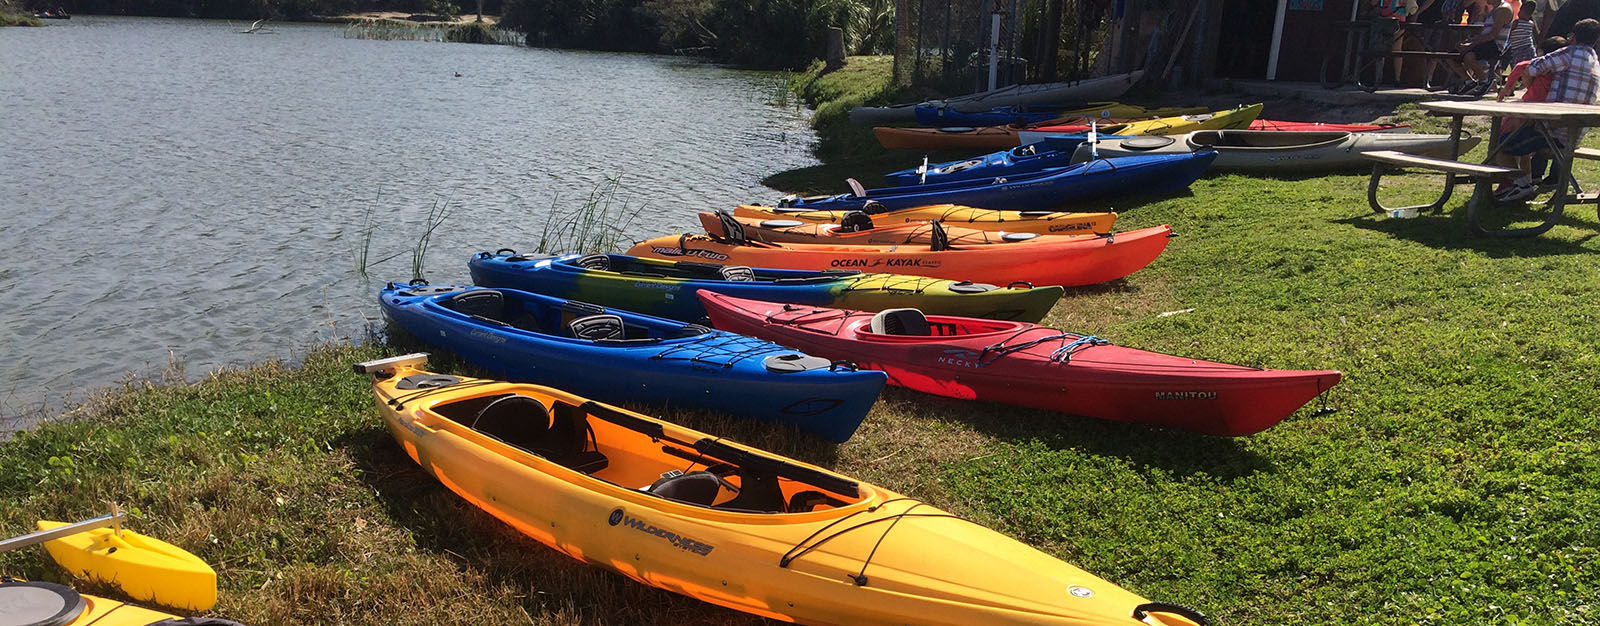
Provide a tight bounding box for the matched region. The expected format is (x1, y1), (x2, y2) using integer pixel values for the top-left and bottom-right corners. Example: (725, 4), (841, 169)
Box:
(533, 175), (645, 255)
(410, 199), (453, 282)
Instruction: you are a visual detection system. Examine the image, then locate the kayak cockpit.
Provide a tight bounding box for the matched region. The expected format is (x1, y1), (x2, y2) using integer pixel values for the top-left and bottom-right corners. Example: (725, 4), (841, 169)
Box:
(1188, 130), (1349, 150)
(422, 389), (867, 515)
(855, 308), (1023, 338)
(425, 288), (708, 344)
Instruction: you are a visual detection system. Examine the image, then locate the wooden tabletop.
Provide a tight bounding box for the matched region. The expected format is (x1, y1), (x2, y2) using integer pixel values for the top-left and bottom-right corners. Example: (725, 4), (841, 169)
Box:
(1421, 100), (1600, 122)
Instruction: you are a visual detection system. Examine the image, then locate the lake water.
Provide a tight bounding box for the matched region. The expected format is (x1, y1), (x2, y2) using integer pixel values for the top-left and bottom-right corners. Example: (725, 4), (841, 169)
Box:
(0, 16), (819, 427)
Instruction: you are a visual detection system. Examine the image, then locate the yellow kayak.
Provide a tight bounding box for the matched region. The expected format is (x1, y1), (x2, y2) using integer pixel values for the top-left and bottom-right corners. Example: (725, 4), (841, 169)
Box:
(734, 204), (1118, 236)
(0, 580), (239, 626)
(354, 353), (1210, 626)
(37, 520), (218, 612)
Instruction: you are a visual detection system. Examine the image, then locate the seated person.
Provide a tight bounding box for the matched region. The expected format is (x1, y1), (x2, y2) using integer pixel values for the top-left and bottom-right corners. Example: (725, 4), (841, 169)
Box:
(1492, 19), (1600, 202)
(1495, 35), (1568, 195)
(1454, 0), (1516, 95)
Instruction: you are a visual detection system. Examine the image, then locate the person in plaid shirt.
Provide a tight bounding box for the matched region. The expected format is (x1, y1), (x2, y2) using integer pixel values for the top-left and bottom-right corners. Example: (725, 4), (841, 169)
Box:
(1493, 18), (1600, 202)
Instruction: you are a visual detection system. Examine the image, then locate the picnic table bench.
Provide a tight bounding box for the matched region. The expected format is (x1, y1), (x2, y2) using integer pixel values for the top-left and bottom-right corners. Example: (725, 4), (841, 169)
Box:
(1364, 100), (1600, 238)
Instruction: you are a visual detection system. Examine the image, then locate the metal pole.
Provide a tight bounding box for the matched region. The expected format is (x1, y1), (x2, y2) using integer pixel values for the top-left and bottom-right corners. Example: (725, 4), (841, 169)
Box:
(1266, 0), (1288, 80)
(989, 7), (1002, 91)
(0, 505), (125, 554)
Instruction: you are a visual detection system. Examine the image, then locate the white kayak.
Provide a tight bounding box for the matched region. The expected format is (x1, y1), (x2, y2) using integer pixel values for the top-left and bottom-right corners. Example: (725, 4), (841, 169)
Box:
(847, 71), (1145, 125)
(1070, 129), (1482, 173)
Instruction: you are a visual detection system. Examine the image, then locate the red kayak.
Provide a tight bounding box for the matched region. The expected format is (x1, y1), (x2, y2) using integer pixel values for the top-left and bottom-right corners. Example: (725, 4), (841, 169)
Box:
(698, 293), (1341, 436)
(1029, 119), (1408, 134)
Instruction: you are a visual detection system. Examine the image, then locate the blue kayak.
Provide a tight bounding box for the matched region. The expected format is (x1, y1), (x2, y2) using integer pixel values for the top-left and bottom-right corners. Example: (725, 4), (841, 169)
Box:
(778, 151), (1218, 213)
(884, 136), (1092, 186)
(379, 282), (887, 442)
(468, 251), (1064, 323)
(914, 104), (1087, 127)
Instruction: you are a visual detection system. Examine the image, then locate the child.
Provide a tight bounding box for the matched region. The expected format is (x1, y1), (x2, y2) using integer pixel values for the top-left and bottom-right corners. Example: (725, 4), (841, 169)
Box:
(1504, 2), (1540, 65)
(1494, 35), (1566, 197)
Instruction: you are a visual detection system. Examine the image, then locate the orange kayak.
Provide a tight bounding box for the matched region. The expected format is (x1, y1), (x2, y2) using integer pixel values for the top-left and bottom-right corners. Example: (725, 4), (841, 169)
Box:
(708, 211), (1058, 246)
(733, 204), (1117, 236)
(629, 219), (1173, 288)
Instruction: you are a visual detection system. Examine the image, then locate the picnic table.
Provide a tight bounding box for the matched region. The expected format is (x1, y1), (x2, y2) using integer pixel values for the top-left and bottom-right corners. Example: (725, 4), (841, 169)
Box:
(1365, 100), (1600, 238)
(1327, 20), (1479, 91)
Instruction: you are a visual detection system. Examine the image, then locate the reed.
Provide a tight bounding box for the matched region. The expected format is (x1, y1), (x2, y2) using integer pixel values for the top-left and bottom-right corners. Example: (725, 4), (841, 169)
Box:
(533, 175), (646, 255)
(343, 18), (520, 45)
(410, 198), (453, 282)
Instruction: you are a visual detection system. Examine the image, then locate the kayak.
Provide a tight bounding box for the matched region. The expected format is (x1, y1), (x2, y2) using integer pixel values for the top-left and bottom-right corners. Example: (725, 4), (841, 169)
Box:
(883, 137), (1119, 186)
(711, 211), (1062, 247)
(735, 203), (1118, 236)
(847, 71), (1146, 125)
(1014, 103), (1265, 145)
(468, 250), (1064, 323)
(1248, 120), (1409, 132)
(1034, 119), (1409, 136)
(913, 103), (1208, 127)
(1069, 130), (1481, 174)
(354, 353), (1212, 626)
(879, 104), (1264, 151)
(699, 293), (1343, 436)
(0, 581), (241, 626)
(629, 217), (1174, 288)
(378, 282), (886, 442)
(770, 151), (1218, 213)
(36, 520), (218, 611)
(874, 116), (1157, 152)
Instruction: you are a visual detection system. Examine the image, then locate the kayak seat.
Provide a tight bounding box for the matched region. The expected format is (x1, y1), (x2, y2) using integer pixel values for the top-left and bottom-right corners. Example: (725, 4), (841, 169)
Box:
(716, 471), (787, 513)
(447, 290), (507, 321)
(569, 314), (625, 341)
(574, 254), (611, 270)
(839, 211), (874, 233)
(648, 471), (725, 506)
(473, 396), (607, 473)
(719, 265), (755, 281)
(870, 309), (930, 336)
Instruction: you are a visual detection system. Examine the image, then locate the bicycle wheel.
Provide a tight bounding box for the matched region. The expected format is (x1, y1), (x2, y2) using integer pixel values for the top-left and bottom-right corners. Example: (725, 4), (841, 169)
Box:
(1353, 57), (1382, 93)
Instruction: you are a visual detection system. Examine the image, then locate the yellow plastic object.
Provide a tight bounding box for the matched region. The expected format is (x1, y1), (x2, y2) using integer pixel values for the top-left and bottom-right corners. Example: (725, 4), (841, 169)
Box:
(69, 593), (182, 625)
(734, 204), (1118, 236)
(1104, 103), (1265, 136)
(355, 357), (1208, 626)
(36, 521), (218, 611)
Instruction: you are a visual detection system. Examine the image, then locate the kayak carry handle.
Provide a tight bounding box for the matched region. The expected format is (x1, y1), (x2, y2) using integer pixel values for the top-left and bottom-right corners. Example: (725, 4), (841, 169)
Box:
(1007, 281), (1033, 289)
(410, 278), (429, 286)
(496, 248), (517, 255)
(1132, 602), (1211, 626)
(352, 353), (431, 376)
(828, 360), (860, 372)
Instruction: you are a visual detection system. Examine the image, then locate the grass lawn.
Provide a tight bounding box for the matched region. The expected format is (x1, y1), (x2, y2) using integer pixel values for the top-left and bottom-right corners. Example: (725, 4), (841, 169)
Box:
(2, 63), (1597, 624)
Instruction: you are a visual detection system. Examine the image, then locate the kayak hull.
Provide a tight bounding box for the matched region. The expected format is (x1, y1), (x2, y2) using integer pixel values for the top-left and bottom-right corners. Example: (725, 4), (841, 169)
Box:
(1071, 130), (1481, 173)
(357, 359), (1207, 626)
(699, 293), (1342, 436)
(913, 103), (1208, 127)
(736, 204), (1117, 236)
(379, 283), (886, 442)
(629, 225), (1172, 288)
(774, 151), (1218, 213)
(468, 251), (1064, 323)
(36, 521), (218, 611)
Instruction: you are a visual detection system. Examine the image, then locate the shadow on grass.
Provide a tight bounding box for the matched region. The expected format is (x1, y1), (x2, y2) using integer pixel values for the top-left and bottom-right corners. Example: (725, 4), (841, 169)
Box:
(1334, 206), (1600, 257)
(882, 387), (1273, 482)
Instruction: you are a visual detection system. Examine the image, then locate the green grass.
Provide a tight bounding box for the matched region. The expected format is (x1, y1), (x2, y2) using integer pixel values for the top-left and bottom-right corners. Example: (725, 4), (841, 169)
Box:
(786, 55), (912, 161)
(1, 11), (43, 26)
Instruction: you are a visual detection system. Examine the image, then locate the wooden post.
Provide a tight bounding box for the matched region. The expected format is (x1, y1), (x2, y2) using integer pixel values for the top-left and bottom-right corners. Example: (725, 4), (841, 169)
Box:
(475, 0), (483, 22)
